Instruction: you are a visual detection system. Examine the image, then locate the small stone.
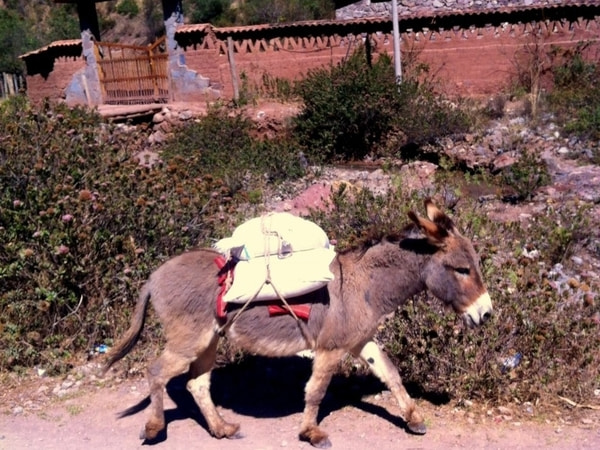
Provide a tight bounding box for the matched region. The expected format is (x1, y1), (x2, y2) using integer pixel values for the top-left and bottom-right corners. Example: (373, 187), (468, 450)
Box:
(497, 406), (512, 415)
(12, 406), (24, 415)
(571, 256), (583, 265)
(152, 112), (165, 124)
(178, 110), (193, 121)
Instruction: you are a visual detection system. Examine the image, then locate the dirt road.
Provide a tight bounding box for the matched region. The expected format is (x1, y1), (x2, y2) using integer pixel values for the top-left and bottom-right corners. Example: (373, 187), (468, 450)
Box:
(1, 356), (599, 450)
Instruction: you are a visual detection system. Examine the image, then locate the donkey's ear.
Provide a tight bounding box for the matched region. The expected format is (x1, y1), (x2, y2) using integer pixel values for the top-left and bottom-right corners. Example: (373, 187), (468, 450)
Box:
(424, 198), (456, 233)
(407, 210), (449, 246)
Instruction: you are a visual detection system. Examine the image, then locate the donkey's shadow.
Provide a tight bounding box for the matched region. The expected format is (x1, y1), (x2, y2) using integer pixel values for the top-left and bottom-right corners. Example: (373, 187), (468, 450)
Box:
(122, 355), (449, 445)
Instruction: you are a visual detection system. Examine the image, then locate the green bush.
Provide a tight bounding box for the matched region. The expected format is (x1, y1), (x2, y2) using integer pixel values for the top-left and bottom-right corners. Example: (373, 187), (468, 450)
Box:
(500, 147), (551, 202)
(293, 47), (473, 163)
(237, 0), (335, 25)
(159, 106), (305, 184)
(45, 5), (80, 42)
(547, 43), (600, 141)
(0, 9), (33, 73)
(0, 98), (303, 373)
(116, 0), (140, 18)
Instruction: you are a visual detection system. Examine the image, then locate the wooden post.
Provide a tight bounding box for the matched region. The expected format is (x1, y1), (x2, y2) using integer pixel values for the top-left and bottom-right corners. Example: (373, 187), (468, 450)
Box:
(76, 0), (101, 42)
(227, 37), (239, 102)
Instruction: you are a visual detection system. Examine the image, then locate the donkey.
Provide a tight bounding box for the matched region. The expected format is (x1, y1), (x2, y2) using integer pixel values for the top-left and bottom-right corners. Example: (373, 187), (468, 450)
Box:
(102, 200), (493, 448)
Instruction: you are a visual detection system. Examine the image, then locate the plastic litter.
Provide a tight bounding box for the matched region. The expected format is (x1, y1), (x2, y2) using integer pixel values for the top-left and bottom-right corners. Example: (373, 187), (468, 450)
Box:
(501, 352), (522, 373)
(95, 344), (109, 354)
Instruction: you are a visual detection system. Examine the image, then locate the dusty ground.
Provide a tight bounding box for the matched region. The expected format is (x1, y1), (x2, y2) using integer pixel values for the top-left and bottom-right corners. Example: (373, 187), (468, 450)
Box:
(1, 354), (599, 450)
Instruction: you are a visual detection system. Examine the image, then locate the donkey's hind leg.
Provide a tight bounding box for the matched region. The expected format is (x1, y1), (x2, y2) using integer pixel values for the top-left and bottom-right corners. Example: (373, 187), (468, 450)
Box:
(354, 340), (426, 434)
(186, 334), (242, 439)
(299, 348), (346, 448)
(143, 348), (195, 440)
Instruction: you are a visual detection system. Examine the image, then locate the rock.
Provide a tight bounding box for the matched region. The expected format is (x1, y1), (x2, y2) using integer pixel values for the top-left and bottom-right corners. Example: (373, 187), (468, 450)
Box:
(178, 110), (193, 121)
(152, 112), (165, 124)
(491, 153), (517, 173)
(497, 406), (512, 415)
(158, 120), (172, 133)
(151, 129), (166, 144)
(399, 161), (437, 193)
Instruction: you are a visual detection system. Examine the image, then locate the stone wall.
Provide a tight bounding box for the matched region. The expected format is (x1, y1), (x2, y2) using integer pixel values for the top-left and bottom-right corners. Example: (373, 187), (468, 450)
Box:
(337, 0), (572, 20)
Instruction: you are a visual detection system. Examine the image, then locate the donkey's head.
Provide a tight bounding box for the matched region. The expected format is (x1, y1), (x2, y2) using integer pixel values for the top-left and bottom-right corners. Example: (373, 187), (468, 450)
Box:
(407, 200), (493, 328)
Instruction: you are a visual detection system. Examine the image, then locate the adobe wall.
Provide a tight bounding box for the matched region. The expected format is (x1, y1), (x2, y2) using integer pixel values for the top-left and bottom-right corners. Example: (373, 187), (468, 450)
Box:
(25, 57), (86, 105)
(178, 13), (600, 100)
(401, 18), (600, 96)
(180, 35), (362, 100)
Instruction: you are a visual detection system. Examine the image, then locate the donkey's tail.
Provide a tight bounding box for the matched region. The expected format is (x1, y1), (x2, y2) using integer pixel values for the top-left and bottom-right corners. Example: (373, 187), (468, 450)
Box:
(100, 282), (152, 376)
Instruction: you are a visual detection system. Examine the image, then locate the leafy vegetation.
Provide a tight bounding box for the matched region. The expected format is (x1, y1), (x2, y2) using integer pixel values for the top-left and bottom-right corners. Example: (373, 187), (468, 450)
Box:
(0, 8), (38, 73)
(546, 43), (600, 142)
(0, 97), (302, 374)
(1, 41), (599, 414)
(116, 0), (141, 18)
(294, 48), (473, 163)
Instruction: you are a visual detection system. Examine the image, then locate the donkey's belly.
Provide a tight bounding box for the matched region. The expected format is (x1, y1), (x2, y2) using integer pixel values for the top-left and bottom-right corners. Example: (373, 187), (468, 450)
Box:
(226, 306), (313, 357)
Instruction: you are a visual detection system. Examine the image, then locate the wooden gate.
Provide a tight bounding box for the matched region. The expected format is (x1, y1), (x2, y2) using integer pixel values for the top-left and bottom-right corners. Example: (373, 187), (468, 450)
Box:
(95, 37), (169, 105)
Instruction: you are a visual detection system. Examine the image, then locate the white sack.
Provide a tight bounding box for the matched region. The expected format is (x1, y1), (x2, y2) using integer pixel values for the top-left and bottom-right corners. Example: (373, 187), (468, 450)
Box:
(223, 247), (336, 303)
(214, 212), (330, 261)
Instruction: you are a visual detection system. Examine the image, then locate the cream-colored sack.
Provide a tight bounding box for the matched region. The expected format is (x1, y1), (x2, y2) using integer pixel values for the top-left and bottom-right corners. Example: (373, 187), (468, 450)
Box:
(214, 212), (330, 260)
(222, 247), (336, 303)
(214, 213), (335, 303)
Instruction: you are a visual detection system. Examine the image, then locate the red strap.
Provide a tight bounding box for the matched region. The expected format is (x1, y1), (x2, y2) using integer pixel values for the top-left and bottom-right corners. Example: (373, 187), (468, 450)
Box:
(268, 304), (311, 320)
(214, 256), (231, 319)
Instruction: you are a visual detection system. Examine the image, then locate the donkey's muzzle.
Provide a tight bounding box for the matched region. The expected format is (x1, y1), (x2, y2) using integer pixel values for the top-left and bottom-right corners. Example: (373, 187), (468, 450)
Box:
(462, 292), (493, 328)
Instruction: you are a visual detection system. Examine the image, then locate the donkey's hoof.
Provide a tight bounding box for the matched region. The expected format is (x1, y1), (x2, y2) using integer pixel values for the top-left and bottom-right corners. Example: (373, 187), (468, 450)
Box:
(299, 427), (332, 448)
(213, 422), (242, 439)
(407, 420), (427, 435)
(141, 419), (165, 441)
(225, 424), (244, 440)
(228, 431), (245, 440)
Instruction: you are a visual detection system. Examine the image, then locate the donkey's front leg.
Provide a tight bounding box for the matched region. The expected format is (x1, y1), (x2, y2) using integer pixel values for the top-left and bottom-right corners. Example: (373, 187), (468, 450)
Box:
(299, 349), (346, 448)
(354, 340), (426, 435)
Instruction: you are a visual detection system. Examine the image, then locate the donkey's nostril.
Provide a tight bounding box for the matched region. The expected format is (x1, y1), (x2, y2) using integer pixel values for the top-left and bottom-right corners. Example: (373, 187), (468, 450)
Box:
(482, 311), (492, 322)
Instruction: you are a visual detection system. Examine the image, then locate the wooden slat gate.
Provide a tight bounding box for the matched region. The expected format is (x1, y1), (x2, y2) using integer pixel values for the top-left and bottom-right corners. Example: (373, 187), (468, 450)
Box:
(95, 37), (169, 105)
(0, 72), (25, 99)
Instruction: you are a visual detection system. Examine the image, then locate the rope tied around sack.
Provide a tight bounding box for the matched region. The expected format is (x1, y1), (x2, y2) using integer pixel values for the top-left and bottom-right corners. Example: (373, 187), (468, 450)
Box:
(215, 215), (315, 349)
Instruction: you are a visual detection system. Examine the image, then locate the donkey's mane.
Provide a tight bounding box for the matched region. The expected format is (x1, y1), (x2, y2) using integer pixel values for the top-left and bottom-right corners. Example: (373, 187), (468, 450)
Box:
(336, 222), (421, 255)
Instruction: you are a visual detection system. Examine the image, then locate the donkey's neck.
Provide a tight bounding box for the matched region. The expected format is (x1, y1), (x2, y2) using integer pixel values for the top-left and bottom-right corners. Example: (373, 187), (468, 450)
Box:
(351, 240), (427, 317)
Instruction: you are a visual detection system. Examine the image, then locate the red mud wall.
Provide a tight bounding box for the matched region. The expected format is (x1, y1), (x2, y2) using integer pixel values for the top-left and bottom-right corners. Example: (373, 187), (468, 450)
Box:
(182, 35), (360, 98)
(406, 19), (600, 97)
(25, 57), (85, 105)
(179, 16), (600, 99)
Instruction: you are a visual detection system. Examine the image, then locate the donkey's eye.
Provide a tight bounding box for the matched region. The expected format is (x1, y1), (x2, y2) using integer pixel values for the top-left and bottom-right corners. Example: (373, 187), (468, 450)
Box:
(455, 267), (470, 275)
